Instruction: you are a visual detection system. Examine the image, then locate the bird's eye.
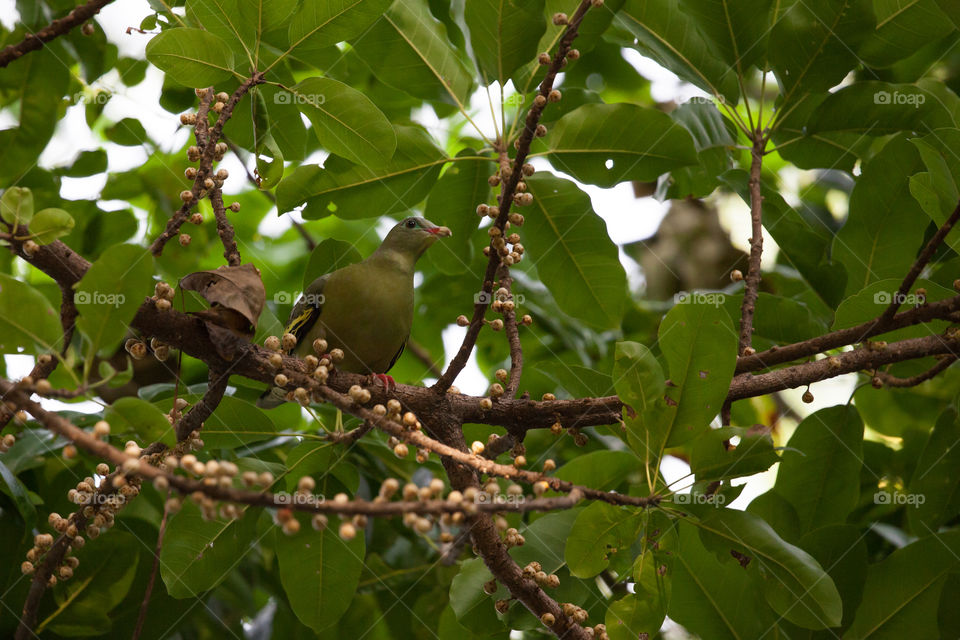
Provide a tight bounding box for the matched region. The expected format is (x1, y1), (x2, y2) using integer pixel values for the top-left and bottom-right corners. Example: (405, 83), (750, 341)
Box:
(405, 219), (416, 228)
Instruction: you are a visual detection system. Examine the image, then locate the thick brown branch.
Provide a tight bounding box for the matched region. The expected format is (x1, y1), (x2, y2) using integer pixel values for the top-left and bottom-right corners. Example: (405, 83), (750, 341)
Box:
(0, 0), (115, 68)
(738, 133), (765, 354)
(736, 295), (960, 373)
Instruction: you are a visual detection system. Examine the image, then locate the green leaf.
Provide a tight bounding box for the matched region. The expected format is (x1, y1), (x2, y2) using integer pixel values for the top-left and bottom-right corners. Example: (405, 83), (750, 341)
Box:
(0, 459), (37, 531)
(302, 238), (363, 291)
(290, 77), (397, 168)
(177, 395), (278, 449)
(106, 397), (176, 444)
(613, 341), (665, 415)
(523, 174), (627, 328)
(60, 149), (108, 177)
(0, 273), (62, 354)
(790, 525), (868, 632)
(689, 426), (779, 483)
(691, 507), (842, 629)
(833, 279), (954, 341)
(275, 513), (365, 632)
(105, 117), (149, 146)
(907, 409), (960, 533)
(28, 208), (74, 244)
(934, 0), (960, 27)
(537, 103), (698, 187)
(769, 0), (874, 104)
(288, 0), (393, 51)
(833, 136), (928, 296)
(679, 0), (775, 72)
(773, 405), (863, 535)
(565, 501), (644, 578)
(616, 0), (740, 103)
(160, 502), (259, 598)
(74, 243), (155, 357)
(807, 82), (952, 136)
(277, 125), (446, 218)
(352, 0), (474, 105)
(554, 450), (642, 491)
(509, 508), (581, 574)
(843, 531), (960, 639)
(0, 187), (34, 226)
(769, 92), (871, 172)
(910, 133), (960, 253)
(605, 593), (666, 640)
(450, 557), (506, 631)
(669, 522), (777, 640)
(145, 28), (235, 87)
(424, 152), (490, 275)
(464, 0), (545, 85)
(859, 0), (955, 67)
(40, 531), (139, 636)
(633, 302), (737, 461)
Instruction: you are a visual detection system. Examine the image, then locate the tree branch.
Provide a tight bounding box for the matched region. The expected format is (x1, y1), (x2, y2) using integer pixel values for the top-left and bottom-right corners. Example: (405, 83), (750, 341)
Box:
(876, 355), (956, 388)
(738, 132), (765, 354)
(210, 189), (241, 267)
(0, 0), (115, 68)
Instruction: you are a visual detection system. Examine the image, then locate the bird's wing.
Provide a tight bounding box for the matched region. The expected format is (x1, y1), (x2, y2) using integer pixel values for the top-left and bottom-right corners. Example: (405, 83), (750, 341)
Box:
(283, 275), (328, 354)
(386, 337), (407, 373)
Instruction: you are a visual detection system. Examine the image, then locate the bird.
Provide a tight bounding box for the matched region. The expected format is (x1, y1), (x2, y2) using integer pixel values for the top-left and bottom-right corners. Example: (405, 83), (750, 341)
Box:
(257, 216), (451, 408)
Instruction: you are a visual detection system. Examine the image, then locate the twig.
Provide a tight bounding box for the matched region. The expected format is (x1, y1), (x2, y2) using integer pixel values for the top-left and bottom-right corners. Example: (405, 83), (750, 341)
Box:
(739, 132), (765, 354)
(0, 0), (115, 68)
(500, 270), (524, 397)
(878, 199), (960, 325)
(406, 339), (443, 378)
(132, 496), (170, 640)
(875, 356), (956, 388)
(434, 1), (593, 393)
(175, 369), (229, 441)
(210, 189), (241, 266)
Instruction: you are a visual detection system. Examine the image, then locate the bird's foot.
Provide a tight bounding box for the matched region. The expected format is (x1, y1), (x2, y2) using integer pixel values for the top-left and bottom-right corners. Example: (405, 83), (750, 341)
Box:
(368, 373), (396, 391)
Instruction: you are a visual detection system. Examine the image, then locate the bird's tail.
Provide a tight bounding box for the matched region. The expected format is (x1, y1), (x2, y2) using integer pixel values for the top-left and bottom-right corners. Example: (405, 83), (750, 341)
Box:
(256, 385), (287, 409)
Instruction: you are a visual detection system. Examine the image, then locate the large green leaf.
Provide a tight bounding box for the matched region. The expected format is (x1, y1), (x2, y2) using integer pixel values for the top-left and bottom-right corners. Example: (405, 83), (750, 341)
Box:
(935, 0), (960, 27)
(689, 425), (779, 484)
(0, 273), (62, 354)
(74, 243), (154, 358)
(632, 302), (737, 462)
(769, 92), (872, 172)
(288, 0), (393, 51)
(616, 0), (741, 103)
(565, 501), (644, 578)
(769, 0), (874, 104)
(907, 409), (960, 534)
(670, 522), (777, 639)
(679, 0), (775, 72)
(170, 395), (279, 449)
(40, 531), (139, 636)
(424, 151), (490, 275)
(523, 174), (627, 328)
(833, 136), (928, 296)
(465, 0), (545, 85)
(449, 557), (505, 632)
(0, 187), (34, 226)
(275, 513), (365, 632)
(145, 28), (235, 87)
(352, 0), (474, 105)
(807, 82), (953, 136)
(773, 405), (863, 535)
(843, 531), (960, 639)
(554, 450), (642, 491)
(290, 77), (396, 168)
(28, 208), (75, 245)
(276, 125), (446, 218)
(605, 593), (666, 640)
(613, 341), (665, 416)
(0, 460), (37, 532)
(859, 0), (955, 67)
(910, 132), (960, 253)
(160, 502), (259, 598)
(536, 103), (698, 187)
(691, 507), (843, 629)
(106, 397), (176, 445)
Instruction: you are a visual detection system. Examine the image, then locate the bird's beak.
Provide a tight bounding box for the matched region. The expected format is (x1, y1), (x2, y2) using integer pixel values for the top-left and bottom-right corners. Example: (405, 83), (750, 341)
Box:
(428, 226), (452, 237)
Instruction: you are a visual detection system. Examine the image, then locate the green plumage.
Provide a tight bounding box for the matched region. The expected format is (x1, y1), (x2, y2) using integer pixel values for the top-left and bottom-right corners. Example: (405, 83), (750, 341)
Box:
(258, 217), (450, 408)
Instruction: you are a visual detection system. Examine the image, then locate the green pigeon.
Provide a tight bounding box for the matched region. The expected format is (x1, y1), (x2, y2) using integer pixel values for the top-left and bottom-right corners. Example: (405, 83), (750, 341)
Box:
(257, 216), (451, 408)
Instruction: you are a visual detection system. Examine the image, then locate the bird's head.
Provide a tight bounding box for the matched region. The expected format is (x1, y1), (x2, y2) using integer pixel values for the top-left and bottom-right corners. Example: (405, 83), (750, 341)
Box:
(379, 216), (452, 260)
